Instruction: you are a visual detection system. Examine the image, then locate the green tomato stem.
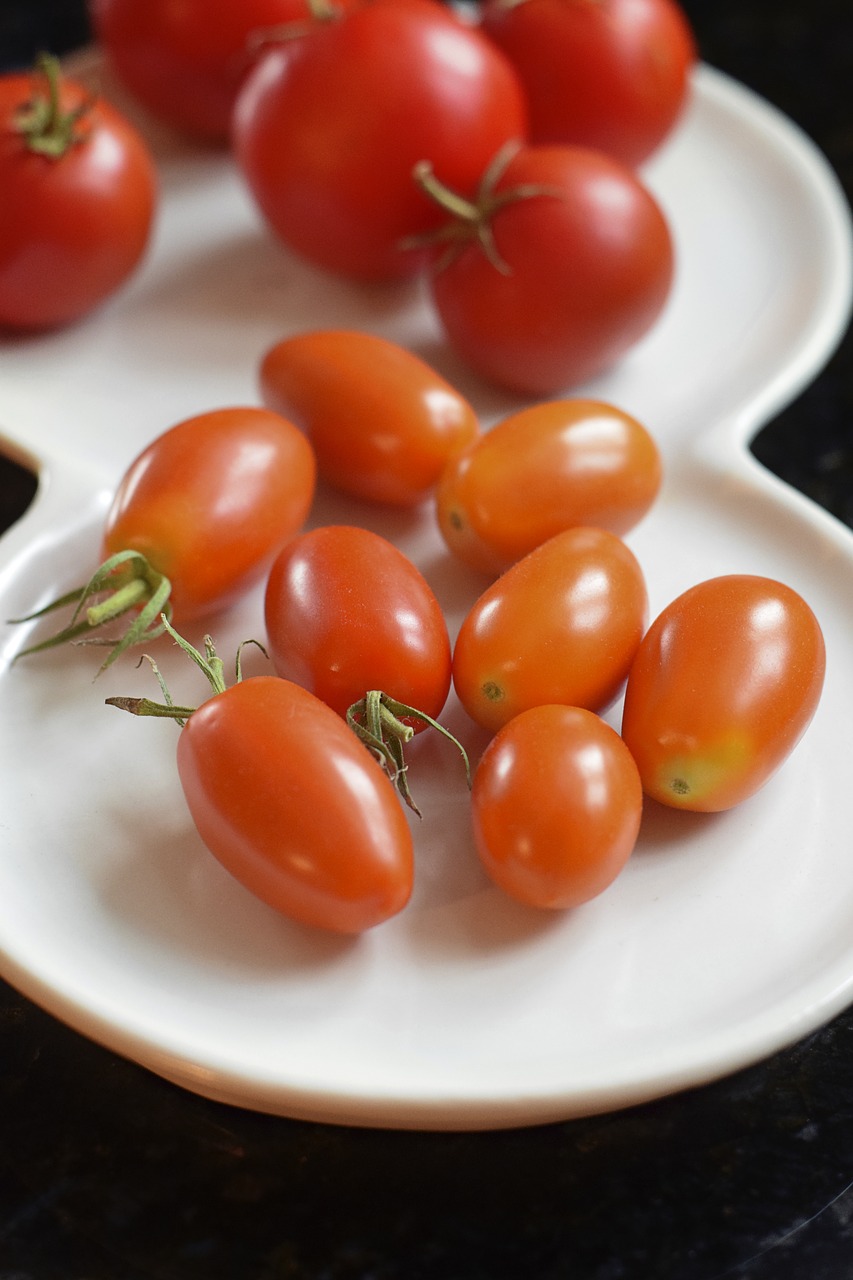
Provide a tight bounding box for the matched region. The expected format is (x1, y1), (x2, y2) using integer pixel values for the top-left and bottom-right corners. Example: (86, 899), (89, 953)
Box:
(347, 690), (471, 816)
(14, 53), (93, 159)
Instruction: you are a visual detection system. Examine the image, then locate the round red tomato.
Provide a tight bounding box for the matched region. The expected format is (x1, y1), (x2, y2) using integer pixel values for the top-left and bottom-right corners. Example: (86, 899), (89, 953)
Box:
(231, 0), (528, 280)
(176, 676), (414, 933)
(452, 526), (648, 733)
(103, 406), (316, 620)
(621, 575), (826, 812)
(472, 704), (643, 909)
(259, 330), (481, 505)
(89, 0), (345, 142)
(480, 0), (697, 167)
(436, 398), (662, 574)
(264, 525), (451, 725)
(0, 56), (156, 331)
(420, 143), (674, 395)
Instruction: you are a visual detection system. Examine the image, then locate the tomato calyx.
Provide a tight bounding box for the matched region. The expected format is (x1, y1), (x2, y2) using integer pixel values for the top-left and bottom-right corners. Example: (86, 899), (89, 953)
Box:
(406, 143), (562, 274)
(106, 616), (263, 726)
(11, 550), (173, 673)
(346, 690), (470, 816)
(13, 53), (94, 159)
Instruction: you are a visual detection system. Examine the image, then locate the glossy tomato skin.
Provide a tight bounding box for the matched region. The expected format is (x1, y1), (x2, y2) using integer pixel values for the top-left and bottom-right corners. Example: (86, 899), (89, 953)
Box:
(232, 0), (528, 280)
(473, 704), (643, 909)
(436, 398), (662, 575)
(427, 144), (674, 395)
(452, 527), (648, 733)
(103, 407), (316, 621)
(264, 525), (451, 724)
(480, 0), (696, 168)
(89, 0), (346, 142)
(621, 575), (826, 812)
(259, 330), (481, 505)
(0, 67), (156, 331)
(177, 676), (414, 933)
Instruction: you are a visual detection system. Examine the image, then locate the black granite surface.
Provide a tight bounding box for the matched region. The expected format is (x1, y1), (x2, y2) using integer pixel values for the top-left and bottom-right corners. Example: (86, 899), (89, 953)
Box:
(1, 2), (853, 1277)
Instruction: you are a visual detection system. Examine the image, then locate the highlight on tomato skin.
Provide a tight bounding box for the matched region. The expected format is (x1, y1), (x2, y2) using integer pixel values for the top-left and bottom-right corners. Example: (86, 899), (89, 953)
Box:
(176, 676), (416, 934)
(472, 703), (643, 910)
(436, 398), (663, 575)
(259, 330), (481, 506)
(451, 526), (649, 734)
(620, 574), (827, 813)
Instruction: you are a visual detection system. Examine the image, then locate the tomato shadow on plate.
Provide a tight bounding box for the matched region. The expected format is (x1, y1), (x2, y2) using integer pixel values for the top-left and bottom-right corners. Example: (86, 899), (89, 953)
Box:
(633, 794), (725, 855)
(93, 793), (358, 978)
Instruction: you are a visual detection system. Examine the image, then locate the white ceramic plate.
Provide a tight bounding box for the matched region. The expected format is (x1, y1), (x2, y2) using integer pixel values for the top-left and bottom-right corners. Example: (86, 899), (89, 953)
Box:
(0, 61), (852, 1131)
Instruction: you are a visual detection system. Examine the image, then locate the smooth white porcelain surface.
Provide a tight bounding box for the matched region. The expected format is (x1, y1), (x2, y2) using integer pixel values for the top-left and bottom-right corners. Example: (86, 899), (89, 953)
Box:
(0, 64), (851, 1129)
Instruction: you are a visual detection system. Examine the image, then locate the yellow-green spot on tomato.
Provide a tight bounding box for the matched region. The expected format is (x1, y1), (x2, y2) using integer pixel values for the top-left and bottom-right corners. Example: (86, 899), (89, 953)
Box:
(656, 731), (752, 806)
(483, 681), (505, 702)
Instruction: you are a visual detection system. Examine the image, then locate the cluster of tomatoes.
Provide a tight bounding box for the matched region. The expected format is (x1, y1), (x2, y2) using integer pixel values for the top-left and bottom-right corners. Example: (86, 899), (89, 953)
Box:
(16, 327), (826, 935)
(3, 0), (693, 393)
(4, 0), (827, 937)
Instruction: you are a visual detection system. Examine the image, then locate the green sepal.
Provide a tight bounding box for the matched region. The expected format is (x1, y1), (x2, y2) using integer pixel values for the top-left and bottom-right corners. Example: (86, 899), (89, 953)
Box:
(347, 690), (471, 816)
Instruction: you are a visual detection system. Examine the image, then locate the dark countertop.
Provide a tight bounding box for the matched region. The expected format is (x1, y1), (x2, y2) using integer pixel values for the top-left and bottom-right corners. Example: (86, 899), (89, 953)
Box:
(2, 2), (853, 1277)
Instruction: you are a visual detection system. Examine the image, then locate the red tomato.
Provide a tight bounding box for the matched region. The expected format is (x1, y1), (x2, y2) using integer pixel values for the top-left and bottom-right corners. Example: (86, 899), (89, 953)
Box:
(472, 704), (643, 908)
(231, 0), (528, 280)
(420, 143), (674, 395)
(259, 330), (481, 505)
(480, 0), (697, 167)
(621, 575), (826, 812)
(264, 525), (451, 724)
(436, 398), (662, 574)
(89, 0), (347, 142)
(176, 676), (414, 933)
(452, 527), (648, 733)
(0, 56), (156, 331)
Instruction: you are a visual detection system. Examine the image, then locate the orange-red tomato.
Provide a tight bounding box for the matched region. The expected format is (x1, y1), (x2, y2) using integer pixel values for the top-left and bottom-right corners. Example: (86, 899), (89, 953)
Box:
(259, 330), (481, 506)
(104, 406), (316, 620)
(621, 574), (826, 812)
(176, 676), (414, 933)
(452, 527), (648, 733)
(472, 704), (643, 909)
(436, 398), (662, 575)
(264, 525), (451, 724)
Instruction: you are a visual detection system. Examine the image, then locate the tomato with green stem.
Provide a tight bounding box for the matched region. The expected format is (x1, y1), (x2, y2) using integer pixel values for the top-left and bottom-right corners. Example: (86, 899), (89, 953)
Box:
(14, 406), (316, 670)
(472, 704), (643, 909)
(0, 54), (156, 331)
(264, 524), (467, 811)
(259, 330), (481, 506)
(452, 526), (648, 733)
(232, 0), (528, 280)
(436, 398), (662, 575)
(415, 142), (674, 395)
(620, 574), (826, 812)
(107, 623), (415, 934)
